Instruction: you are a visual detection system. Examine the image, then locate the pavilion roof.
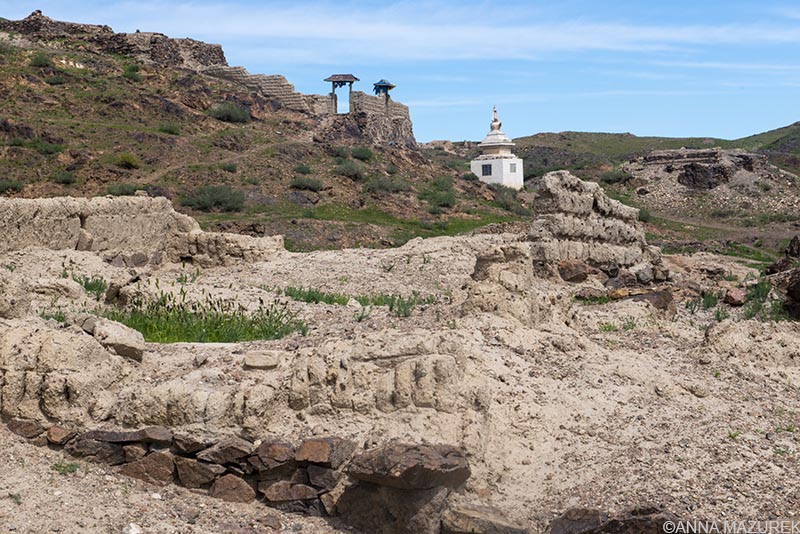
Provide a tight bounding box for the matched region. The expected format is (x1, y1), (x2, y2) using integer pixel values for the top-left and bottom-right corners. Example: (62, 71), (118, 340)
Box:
(324, 74), (359, 83)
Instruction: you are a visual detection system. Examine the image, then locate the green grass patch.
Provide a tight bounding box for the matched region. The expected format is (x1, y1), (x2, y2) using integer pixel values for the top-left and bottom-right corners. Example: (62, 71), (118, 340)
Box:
(334, 160), (365, 181)
(419, 176), (456, 210)
(491, 184), (531, 216)
(364, 175), (410, 194)
(122, 64), (141, 82)
(8, 137), (64, 155)
(52, 170), (76, 185)
(219, 162), (238, 173)
(157, 122), (181, 135)
(51, 462), (79, 475)
(280, 287), (350, 306)
(104, 292), (306, 342)
(30, 51), (52, 68)
(73, 275), (108, 300)
(294, 164), (313, 175)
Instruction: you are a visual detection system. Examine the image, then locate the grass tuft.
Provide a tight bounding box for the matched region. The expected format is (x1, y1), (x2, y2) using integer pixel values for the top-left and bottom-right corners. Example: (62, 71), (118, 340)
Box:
(180, 185), (244, 212)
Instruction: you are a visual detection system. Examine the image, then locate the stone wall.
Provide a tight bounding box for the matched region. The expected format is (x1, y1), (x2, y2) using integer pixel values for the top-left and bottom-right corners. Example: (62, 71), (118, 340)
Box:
(201, 66), (312, 113)
(348, 91), (416, 147)
(0, 196), (284, 267)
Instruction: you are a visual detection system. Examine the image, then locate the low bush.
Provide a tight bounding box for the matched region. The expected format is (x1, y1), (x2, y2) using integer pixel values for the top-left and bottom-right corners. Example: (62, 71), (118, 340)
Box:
(364, 176), (410, 194)
(219, 162), (238, 173)
(491, 184), (532, 216)
(294, 164), (313, 175)
(334, 160), (365, 181)
(461, 172), (479, 182)
(73, 275), (108, 300)
(638, 208), (652, 222)
(351, 147), (374, 161)
(122, 64), (141, 81)
(290, 176), (324, 192)
(331, 146), (350, 159)
(114, 152), (140, 169)
(30, 52), (51, 68)
(0, 180), (23, 193)
(207, 102), (250, 123)
(106, 183), (143, 196)
(180, 185), (245, 212)
(52, 171), (76, 185)
(45, 75), (67, 85)
(281, 286), (349, 306)
(9, 137), (64, 155)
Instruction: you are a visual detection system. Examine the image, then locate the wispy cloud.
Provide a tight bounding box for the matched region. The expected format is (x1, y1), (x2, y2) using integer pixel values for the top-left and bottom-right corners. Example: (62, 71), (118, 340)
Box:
(10, 1), (800, 64)
(650, 60), (800, 71)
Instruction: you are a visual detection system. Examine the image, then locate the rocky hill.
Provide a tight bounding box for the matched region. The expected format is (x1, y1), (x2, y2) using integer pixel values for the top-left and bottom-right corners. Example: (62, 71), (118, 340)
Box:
(0, 11), (528, 251)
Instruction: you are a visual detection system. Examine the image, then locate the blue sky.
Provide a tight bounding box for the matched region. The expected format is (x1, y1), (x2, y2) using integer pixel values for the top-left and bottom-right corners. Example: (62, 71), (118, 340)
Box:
(3, 1), (800, 141)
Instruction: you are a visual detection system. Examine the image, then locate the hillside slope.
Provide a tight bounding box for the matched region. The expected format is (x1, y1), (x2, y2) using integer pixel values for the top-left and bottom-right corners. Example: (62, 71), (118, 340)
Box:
(0, 12), (528, 251)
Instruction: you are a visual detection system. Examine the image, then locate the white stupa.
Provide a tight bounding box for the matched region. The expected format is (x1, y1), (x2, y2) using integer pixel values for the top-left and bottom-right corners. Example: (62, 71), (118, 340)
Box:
(470, 107), (524, 190)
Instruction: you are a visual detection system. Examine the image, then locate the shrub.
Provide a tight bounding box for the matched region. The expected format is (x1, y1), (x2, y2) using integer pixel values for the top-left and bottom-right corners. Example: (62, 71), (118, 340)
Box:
(114, 152), (140, 169)
(281, 286), (349, 306)
(638, 208), (652, 222)
(30, 52), (51, 68)
(219, 162), (238, 173)
(73, 275), (108, 300)
(180, 185), (245, 212)
(351, 147), (374, 161)
(9, 137), (64, 155)
(45, 75), (66, 85)
(294, 164), (313, 175)
(364, 176), (410, 194)
(0, 41), (16, 55)
(157, 123), (180, 135)
(207, 102), (250, 123)
(419, 176), (456, 208)
(106, 183), (143, 196)
(0, 180), (23, 193)
(461, 172), (479, 182)
(52, 171), (76, 185)
(122, 64), (141, 81)
(491, 184), (532, 216)
(332, 146), (350, 159)
(334, 160), (365, 181)
(290, 176), (323, 192)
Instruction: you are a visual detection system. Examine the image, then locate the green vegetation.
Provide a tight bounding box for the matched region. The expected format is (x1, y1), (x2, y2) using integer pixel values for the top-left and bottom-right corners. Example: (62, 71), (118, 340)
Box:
(104, 291), (306, 343)
(122, 64), (141, 82)
(29, 51), (52, 68)
(622, 317), (637, 330)
(0, 180), (23, 193)
(8, 137), (64, 155)
(743, 278), (791, 321)
(114, 152), (140, 169)
(45, 75), (67, 86)
(51, 462), (79, 475)
(219, 162), (238, 173)
(106, 183), (143, 196)
(40, 309), (67, 323)
(461, 172), (479, 182)
(351, 147), (374, 161)
(599, 168), (632, 185)
(280, 286), (350, 306)
(290, 176), (324, 192)
(294, 164), (313, 175)
(332, 146), (350, 159)
(575, 294), (611, 305)
(702, 291), (720, 310)
(52, 170), (76, 185)
(334, 160), (365, 181)
(73, 275), (108, 300)
(180, 185), (245, 212)
(8, 492), (21, 506)
(364, 175), (410, 194)
(714, 307), (730, 322)
(491, 184), (531, 216)
(638, 208), (652, 223)
(157, 122), (180, 135)
(599, 322), (619, 332)
(207, 102), (250, 123)
(419, 176), (456, 211)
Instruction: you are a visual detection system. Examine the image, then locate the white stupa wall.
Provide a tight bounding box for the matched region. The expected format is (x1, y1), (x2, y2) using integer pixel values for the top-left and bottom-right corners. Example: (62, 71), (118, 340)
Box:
(471, 156), (524, 189)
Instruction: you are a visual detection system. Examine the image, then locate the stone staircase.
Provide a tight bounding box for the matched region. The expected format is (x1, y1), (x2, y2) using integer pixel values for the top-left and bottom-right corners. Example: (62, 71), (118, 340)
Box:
(201, 65), (311, 113)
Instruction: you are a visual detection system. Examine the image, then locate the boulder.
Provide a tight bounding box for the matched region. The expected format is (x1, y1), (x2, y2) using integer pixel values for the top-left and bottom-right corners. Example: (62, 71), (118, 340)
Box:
(337, 483), (449, 534)
(295, 437), (355, 469)
(47, 425), (76, 445)
(259, 480), (318, 502)
(79, 315), (145, 362)
(346, 442), (471, 490)
(307, 465), (340, 491)
(208, 474), (255, 503)
(786, 269), (800, 319)
(80, 426), (172, 446)
(7, 418), (44, 439)
(630, 290), (675, 313)
(65, 436), (126, 465)
(174, 456), (225, 488)
(243, 350), (282, 370)
(197, 436), (253, 464)
(558, 260), (590, 283)
(723, 288), (746, 307)
(442, 504), (528, 534)
(119, 451), (174, 484)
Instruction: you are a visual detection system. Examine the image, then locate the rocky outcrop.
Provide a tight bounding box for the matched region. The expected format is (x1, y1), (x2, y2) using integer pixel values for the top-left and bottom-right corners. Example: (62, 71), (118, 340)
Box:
(0, 11), (226, 70)
(0, 196), (285, 267)
(550, 507), (675, 534)
(0, 271), (30, 319)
